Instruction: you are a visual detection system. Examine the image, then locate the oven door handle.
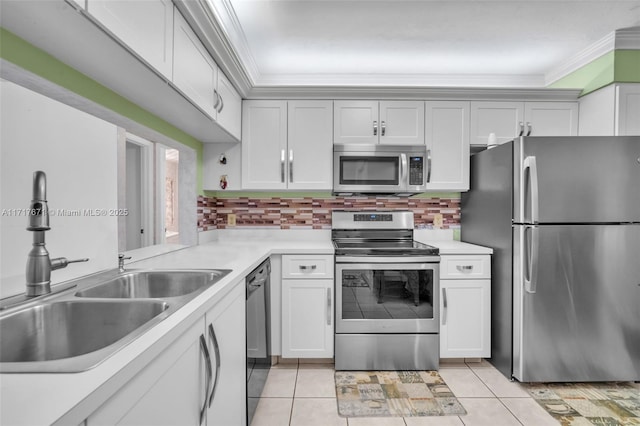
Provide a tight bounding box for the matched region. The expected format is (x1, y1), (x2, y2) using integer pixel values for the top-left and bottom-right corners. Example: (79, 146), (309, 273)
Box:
(335, 256), (440, 264)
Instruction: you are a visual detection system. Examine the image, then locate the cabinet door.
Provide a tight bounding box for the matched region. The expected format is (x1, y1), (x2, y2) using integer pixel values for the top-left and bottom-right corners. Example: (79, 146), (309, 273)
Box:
(425, 101), (469, 191)
(524, 102), (578, 136)
(206, 284), (246, 426)
(216, 71), (242, 140)
(334, 100), (379, 144)
(470, 101), (524, 146)
(173, 9), (217, 118)
(88, 319), (205, 426)
(241, 100), (287, 189)
(88, 0), (174, 79)
(282, 279), (334, 358)
(616, 84), (640, 136)
(287, 101), (333, 189)
(440, 280), (491, 358)
(379, 101), (425, 145)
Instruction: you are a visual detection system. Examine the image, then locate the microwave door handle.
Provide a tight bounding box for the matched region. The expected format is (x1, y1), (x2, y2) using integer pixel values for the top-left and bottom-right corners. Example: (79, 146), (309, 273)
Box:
(400, 153), (408, 187)
(426, 149), (432, 183)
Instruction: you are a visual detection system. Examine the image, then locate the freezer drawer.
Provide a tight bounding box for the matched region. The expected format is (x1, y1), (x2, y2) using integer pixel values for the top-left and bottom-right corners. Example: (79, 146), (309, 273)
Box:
(513, 224), (640, 382)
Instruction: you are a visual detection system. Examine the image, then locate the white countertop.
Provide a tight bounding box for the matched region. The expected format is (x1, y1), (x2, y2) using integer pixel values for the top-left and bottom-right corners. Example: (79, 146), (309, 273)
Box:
(0, 234), (489, 426)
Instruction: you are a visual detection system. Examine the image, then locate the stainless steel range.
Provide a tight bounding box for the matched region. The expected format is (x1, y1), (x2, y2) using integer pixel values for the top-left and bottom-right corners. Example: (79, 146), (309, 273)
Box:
(332, 211), (440, 371)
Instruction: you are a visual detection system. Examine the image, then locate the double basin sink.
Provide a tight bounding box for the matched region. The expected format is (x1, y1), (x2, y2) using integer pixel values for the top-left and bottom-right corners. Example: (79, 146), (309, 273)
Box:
(0, 269), (230, 373)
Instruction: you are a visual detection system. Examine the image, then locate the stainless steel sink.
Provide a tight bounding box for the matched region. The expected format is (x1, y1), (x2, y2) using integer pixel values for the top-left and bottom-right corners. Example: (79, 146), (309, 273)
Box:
(0, 300), (168, 363)
(0, 268), (232, 373)
(75, 270), (231, 299)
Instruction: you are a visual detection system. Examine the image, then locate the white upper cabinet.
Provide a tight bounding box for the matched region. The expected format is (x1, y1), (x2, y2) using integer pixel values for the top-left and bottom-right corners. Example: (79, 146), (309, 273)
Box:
(334, 101), (425, 145)
(215, 71), (242, 140)
(469, 102), (524, 146)
(173, 9), (218, 119)
(616, 84), (640, 136)
(242, 100), (333, 190)
(287, 101), (333, 189)
(242, 100), (288, 189)
(333, 100), (379, 144)
(379, 101), (425, 145)
(88, 0), (174, 80)
(425, 101), (470, 191)
(470, 101), (578, 146)
(578, 83), (640, 136)
(523, 102), (579, 136)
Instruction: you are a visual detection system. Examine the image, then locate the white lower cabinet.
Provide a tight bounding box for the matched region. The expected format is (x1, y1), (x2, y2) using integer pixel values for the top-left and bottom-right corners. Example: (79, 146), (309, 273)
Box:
(205, 284), (246, 426)
(439, 255), (491, 358)
(87, 283), (246, 426)
(281, 255), (334, 358)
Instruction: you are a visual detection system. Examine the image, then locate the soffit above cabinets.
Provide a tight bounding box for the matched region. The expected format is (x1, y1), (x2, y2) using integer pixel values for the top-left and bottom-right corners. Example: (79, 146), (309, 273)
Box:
(194, 0), (640, 97)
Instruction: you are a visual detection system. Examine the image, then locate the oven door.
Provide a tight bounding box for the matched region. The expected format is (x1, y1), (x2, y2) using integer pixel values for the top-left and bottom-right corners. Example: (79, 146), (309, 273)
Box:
(335, 258), (439, 334)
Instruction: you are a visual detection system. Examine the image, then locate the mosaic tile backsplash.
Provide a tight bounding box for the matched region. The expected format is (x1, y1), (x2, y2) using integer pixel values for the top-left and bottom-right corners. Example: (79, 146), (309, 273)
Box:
(197, 195), (460, 231)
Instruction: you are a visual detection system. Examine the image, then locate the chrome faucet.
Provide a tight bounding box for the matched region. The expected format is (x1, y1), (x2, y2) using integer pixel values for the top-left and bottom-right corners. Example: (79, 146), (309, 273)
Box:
(25, 171), (89, 297)
(118, 254), (132, 272)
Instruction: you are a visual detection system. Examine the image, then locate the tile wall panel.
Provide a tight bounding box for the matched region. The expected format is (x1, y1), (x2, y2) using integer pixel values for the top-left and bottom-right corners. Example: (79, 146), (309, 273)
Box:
(197, 196), (460, 231)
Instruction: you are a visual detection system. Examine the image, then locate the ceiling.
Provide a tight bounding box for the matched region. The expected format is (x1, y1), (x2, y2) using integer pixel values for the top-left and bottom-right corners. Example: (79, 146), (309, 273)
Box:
(205, 0), (640, 89)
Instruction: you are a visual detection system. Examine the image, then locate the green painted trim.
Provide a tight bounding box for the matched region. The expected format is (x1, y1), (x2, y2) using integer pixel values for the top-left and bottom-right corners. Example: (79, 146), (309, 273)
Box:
(206, 191), (460, 199)
(614, 50), (640, 82)
(0, 27), (205, 194)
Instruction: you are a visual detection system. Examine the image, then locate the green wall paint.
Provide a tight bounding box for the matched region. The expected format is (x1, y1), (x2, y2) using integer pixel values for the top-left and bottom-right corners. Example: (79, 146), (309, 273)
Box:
(0, 27), (205, 194)
(614, 50), (640, 82)
(550, 50), (640, 96)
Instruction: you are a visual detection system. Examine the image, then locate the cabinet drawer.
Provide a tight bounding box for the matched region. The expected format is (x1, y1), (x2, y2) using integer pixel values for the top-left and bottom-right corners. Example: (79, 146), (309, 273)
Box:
(282, 255), (334, 279)
(440, 255), (490, 279)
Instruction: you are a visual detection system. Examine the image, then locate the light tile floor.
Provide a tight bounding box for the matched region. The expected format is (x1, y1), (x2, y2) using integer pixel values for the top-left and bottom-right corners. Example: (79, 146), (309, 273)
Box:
(250, 360), (563, 426)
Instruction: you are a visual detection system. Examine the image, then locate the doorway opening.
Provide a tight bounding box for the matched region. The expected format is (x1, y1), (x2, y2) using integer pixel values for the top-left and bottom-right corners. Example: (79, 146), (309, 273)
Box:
(164, 148), (179, 243)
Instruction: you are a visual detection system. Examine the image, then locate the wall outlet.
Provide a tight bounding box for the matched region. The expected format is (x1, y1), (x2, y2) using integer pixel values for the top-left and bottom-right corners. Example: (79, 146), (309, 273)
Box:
(227, 213), (236, 226)
(433, 213), (443, 228)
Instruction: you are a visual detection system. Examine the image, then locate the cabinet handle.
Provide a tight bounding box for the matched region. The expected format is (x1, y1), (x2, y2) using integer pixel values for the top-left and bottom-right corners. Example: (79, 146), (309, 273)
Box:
(426, 149), (432, 183)
(199, 334), (212, 425)
(218, 94), (224, 113)
(326, 287), (332, 326)
(518, 122), (524, 137)
(280, 150), (285, 183)
(526, 122), (532, 136)
(456, 265), (473, 272)
(442, 288), (448, 326)
(289, 149), (294, 183)
(299, 264), (317, 271)
(213, 89), (220, 111)
(373, 120), (378, 136)
(208, 324), (221, 408)
(381, 120), (386, 136)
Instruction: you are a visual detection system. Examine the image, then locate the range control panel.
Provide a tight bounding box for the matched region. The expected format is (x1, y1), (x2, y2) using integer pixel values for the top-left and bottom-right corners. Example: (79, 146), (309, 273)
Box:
(353, 214), (393, 222)
(409, 156), (424, 185)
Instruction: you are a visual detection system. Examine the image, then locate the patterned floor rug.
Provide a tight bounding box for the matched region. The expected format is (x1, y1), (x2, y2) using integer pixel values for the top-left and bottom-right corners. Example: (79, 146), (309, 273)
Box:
(523, 382), (640, 425)
(335, 370), (467, 417)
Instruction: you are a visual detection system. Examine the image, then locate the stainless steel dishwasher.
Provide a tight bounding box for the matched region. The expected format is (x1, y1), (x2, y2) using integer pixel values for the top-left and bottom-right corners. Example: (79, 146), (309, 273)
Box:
(246, 258), (271, 425)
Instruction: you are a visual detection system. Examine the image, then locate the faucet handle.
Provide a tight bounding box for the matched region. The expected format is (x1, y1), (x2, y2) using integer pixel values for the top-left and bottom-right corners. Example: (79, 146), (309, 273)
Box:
(50, 257), (89, 271)
(118, 254), (132, 261)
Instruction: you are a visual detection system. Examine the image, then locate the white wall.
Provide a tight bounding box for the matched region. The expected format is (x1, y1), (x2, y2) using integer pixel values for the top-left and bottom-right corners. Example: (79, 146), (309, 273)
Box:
(0, 81), (119, 298)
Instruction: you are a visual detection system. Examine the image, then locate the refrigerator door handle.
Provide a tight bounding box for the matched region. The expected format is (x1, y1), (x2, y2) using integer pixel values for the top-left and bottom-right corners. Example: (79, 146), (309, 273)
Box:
(523, 156), (539, 223)
(524, 225), (540, 294)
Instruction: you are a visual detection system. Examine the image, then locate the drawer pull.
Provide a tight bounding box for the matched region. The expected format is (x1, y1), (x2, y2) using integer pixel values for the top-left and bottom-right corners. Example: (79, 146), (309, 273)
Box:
(299, 265), (317, 271)
(456, 265), (473, 272)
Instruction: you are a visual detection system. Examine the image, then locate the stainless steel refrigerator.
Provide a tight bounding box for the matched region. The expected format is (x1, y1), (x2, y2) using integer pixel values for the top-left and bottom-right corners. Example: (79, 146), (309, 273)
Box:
(462, 136), (640, 382)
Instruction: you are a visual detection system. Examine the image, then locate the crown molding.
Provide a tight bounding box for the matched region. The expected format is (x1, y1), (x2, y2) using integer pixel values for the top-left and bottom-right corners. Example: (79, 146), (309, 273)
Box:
(615, 26), (640, 49)
(252, 72), (546, 89)
(545, 26), (640, 86)
(246, 85), (582, 101)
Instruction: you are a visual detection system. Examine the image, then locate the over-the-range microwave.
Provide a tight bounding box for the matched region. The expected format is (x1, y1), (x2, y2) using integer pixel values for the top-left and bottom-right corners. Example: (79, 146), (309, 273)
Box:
(333, 144), (430, 195)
